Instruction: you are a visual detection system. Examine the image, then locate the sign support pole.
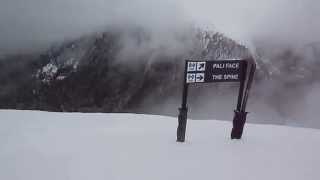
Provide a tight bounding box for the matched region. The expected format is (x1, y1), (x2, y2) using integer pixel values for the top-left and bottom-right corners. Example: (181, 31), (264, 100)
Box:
(177, 61), (189, 142)
(231, 61), (248, 139)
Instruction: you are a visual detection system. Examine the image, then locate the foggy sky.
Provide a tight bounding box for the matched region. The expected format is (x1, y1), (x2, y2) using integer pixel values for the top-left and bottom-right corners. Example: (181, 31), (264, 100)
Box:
(0, 0), (320, 53)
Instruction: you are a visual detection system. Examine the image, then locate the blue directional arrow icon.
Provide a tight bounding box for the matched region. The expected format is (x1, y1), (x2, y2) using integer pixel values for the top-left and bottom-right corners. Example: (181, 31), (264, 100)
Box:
(197, 75), (203, 80)
(196, 73), (205, 82)
(197, 62), (206, 71)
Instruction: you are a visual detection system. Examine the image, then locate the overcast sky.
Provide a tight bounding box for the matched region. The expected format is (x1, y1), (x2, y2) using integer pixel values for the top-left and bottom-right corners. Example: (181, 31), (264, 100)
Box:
(0, 0), (319, 53)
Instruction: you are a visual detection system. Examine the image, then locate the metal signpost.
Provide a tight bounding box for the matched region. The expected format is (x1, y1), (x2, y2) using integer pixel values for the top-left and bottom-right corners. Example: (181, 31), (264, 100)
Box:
(177, 58), (256, 142)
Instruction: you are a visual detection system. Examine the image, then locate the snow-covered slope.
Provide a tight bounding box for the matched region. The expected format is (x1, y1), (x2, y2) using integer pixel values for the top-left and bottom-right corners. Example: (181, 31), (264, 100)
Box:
(1, 110), (320, 180)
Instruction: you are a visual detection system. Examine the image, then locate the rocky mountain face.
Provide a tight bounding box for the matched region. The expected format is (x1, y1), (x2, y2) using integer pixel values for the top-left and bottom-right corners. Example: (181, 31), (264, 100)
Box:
(0, 27), (251, 111)
(1, 27), (319, 124)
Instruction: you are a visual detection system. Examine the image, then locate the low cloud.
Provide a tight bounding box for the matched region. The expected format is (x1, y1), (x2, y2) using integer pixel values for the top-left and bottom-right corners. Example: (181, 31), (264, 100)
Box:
(1, 0), (319, 53)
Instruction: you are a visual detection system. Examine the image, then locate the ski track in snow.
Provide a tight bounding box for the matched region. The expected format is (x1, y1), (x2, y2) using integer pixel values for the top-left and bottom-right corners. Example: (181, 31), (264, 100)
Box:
(0, 110), (320, 180)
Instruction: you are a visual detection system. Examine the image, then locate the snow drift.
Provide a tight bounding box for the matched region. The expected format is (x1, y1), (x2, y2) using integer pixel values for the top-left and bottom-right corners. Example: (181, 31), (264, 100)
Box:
(1, 110), (320, 180)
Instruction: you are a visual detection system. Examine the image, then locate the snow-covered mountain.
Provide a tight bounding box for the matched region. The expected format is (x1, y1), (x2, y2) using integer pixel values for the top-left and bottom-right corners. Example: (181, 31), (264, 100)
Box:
(0, 27), (252, 111)
(1, 110), (320, 180)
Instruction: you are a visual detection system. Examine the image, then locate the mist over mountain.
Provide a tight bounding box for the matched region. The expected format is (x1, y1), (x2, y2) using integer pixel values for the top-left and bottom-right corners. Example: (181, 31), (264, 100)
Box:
(0, 26), (250, 110)
(1, 0), (320, 53)
(0, 1), (320, 128)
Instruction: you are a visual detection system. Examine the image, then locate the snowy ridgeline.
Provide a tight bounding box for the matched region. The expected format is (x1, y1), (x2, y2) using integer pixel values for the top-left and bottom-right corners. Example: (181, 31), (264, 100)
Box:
(0, 110), (320, 180)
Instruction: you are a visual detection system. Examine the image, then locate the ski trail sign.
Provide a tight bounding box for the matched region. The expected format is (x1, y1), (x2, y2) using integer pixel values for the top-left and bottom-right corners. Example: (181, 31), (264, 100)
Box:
(177, 59), (256, 142)
(186, 60), (246, 83)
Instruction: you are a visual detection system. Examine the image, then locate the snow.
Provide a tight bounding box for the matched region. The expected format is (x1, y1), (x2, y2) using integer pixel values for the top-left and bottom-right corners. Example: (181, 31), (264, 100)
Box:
(56, 75), (66, 81)
(37, 63), (59, 83)
(1, 110), (320, 180)
(42, 63), (58, 75)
